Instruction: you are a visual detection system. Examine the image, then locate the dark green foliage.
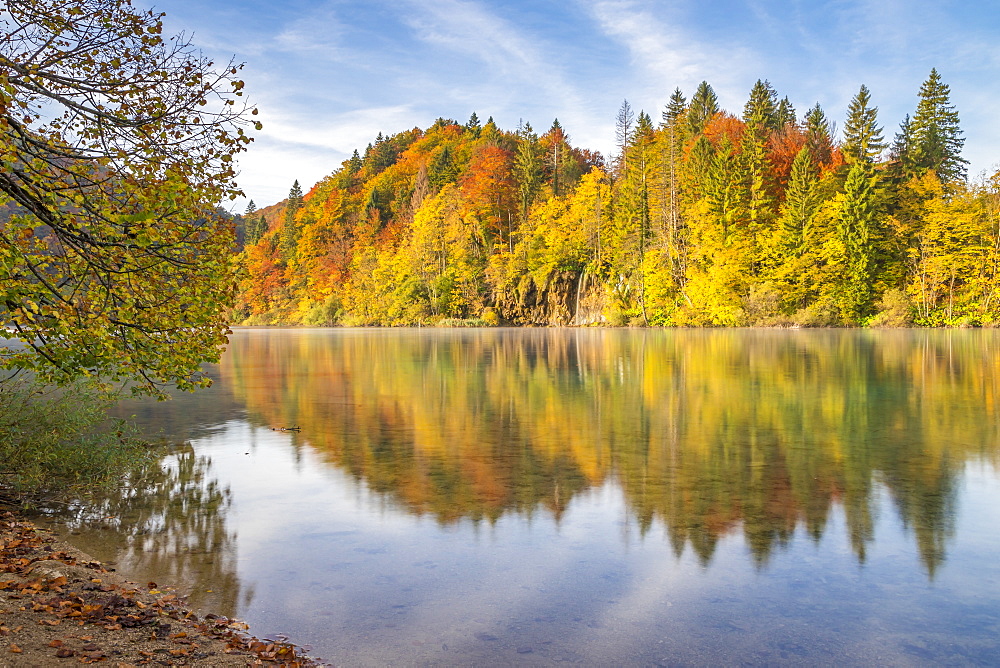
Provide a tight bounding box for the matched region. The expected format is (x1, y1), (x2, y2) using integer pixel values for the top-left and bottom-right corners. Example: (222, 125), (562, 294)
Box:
(743, 79), (779, 134)
(688, 81), (719, 135)
(780, 146), (820, 254)
(842, 84), (885, 165)
(910, 69), (967, 182)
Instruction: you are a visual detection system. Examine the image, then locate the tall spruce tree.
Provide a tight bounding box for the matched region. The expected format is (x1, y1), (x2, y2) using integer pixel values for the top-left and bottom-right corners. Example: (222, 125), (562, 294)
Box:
(804, 103), (835, 165)
(780, 147), (820, 255)
(688, 81), (719, 135)
(776, 96), (797, 129)
(842, 84), (885, 165)
(910, 68), (967, 182)
(837, 163), (880, 321)
(743, 79), (779, 134)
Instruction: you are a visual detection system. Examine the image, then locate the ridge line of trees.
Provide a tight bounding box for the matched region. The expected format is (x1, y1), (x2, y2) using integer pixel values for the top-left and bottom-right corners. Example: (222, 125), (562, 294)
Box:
(236, 69), (1000, 329)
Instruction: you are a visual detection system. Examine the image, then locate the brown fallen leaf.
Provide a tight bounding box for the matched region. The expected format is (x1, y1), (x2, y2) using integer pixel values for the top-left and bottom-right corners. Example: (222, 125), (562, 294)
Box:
(8, 643), (22, 653)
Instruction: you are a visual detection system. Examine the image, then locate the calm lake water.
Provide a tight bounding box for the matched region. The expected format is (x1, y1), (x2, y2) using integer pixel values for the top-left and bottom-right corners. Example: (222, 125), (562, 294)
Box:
(43, 328), (1000, 665)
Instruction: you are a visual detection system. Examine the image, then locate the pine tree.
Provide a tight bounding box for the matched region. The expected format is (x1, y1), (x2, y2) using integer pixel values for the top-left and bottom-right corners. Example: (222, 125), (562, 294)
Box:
(514, 125), (542, 223)
(776, 96), (797, 129)
(688, 81), (719, 135)
(804, 103), (835, 166)
(842, 84), (885, 165)
(837, 164), (880, 321)
(889, 114), (915, 180)
(662, 88), (687, 126)
(280, 180), (304, 260)
(910, 68), (967, 182)
(348, 149), (362, 174)
(780, 147), (820, 254)
(743, 79), (779, 134)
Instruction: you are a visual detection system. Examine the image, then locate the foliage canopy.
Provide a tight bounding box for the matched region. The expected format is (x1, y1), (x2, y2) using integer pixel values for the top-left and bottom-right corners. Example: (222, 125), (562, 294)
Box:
(0, 0), (257, 394)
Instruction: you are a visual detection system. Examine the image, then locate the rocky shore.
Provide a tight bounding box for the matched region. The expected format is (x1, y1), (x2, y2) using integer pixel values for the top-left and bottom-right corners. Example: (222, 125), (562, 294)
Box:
(0, 507), (321, 667)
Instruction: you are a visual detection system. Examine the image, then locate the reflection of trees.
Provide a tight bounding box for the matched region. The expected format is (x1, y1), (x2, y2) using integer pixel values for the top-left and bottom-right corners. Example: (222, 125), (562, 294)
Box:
(224, 328), (999, 575)
(52, 444), (247, 616)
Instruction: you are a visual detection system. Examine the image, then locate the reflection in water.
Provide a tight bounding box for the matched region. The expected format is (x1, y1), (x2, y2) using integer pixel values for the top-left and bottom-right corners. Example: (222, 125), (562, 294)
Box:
(44, 444), (248, 617)
(222, 328), (1000, 576)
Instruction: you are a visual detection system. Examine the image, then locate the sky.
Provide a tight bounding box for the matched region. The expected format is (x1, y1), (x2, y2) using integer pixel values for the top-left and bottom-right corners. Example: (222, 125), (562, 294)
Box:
(152, 0), (1000, 209)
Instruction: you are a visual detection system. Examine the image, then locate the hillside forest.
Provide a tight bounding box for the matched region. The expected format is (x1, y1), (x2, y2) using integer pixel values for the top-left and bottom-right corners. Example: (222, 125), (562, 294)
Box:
(235, 70), (1000, 328)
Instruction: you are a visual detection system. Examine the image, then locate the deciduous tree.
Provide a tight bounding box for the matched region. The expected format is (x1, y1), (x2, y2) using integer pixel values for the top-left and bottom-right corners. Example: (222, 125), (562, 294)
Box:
(0, 0), (257, 394)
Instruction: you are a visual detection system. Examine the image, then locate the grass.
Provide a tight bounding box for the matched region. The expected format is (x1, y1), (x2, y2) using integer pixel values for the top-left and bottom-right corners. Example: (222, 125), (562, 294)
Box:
(0, 376), (155, 499)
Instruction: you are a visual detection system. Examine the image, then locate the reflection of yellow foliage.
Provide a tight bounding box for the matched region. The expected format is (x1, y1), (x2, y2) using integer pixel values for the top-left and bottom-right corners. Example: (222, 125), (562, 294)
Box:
(223, 329), (999, 572)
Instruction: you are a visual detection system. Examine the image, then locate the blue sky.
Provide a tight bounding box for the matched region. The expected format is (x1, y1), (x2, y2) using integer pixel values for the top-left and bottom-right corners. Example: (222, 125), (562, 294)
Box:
(154, 0), (1000, 209)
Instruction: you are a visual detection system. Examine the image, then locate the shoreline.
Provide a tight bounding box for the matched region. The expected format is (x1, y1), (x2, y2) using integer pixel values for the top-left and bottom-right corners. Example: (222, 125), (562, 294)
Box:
(0, 503), (323, 666)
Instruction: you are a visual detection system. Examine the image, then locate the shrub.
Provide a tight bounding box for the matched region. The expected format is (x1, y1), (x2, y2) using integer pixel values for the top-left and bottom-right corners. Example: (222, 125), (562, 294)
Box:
(0, 377), (153, 496)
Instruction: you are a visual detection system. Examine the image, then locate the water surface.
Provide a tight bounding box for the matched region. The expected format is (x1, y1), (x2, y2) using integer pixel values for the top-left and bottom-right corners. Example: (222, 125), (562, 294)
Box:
(46, 328), (1000, 665)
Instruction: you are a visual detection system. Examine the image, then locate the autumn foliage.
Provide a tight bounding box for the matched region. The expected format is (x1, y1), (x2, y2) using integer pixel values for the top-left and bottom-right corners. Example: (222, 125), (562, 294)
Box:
(236, 74), (1000, 328)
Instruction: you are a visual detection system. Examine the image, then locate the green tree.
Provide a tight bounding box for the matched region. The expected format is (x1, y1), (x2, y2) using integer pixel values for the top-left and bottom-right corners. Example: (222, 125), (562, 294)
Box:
(743, 79), (779, 133)
(909, 68), (967, 183)
(779, 147), (820, 255)
(0, 0), (256, 394)
(837, 164), (880, 321)
(776, 96), (797, 129)
(804, 103), (835, 166)
(514, 122), (542, 225)
(688, 81), (719, 135)
(842, 84), (885, 165)
(279, 180), (304, 260)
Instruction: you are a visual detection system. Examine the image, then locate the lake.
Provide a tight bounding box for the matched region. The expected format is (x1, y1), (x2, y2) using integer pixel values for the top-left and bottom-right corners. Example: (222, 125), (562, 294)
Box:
(44, 328), (1000, 665)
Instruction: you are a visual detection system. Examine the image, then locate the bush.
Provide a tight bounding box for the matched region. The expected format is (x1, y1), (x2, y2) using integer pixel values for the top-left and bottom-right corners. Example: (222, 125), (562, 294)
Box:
(869, 289), (914, 328)
(0, 377), (153, 496)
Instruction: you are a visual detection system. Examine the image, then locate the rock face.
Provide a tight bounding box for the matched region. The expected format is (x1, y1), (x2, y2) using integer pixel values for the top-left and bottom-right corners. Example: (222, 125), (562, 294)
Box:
(496, 270), (606, 326)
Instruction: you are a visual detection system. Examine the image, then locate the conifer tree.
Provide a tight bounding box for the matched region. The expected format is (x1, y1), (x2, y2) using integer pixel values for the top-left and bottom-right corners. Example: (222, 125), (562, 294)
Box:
(662, 88), (687, 126)
(842, 84), (885, 165)
(910, 68), (967, 182)
(889, 114), (915, 180)
(280, 180), (304, 260)
(514, 125), (542, 223)
(776, 96), (797, 129)
(837, 164), (880, 320)
(780, 147), (820, 254)
(804, 103), (835, 165)
(743, 79), (779, 134)
(688, 81), (719, 135)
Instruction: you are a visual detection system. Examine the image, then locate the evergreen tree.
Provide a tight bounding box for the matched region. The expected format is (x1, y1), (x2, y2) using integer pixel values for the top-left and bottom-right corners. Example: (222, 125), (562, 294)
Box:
(688, 81), (719, 135)
(429, 146), (458, 189)
(243, 199), (260, 246)
(280, 180), (304, 260)
(662, 88), (687, 270)
(348, 149), (362, 174)
(285, 180), (304, 224)
(910, 68), (967, 182)
(776, 96), (797, 129)
(837, 164), (880, 321)
(889, 114), (915, 180)
(842, 84), (885, 165)
(662, 88), (687, 126)
(514, 125), (542, 222)
(804, 103), (835, 165)
(780, 147), (820, 254)
(743, 79), (779, 134)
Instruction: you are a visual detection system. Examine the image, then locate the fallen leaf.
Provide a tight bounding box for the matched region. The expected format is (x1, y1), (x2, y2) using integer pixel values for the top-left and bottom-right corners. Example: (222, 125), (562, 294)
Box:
(8, 643), (22, 653)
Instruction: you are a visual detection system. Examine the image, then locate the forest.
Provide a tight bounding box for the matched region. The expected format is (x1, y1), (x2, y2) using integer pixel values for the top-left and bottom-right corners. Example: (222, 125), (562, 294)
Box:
(234, 69), (1000, 328)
